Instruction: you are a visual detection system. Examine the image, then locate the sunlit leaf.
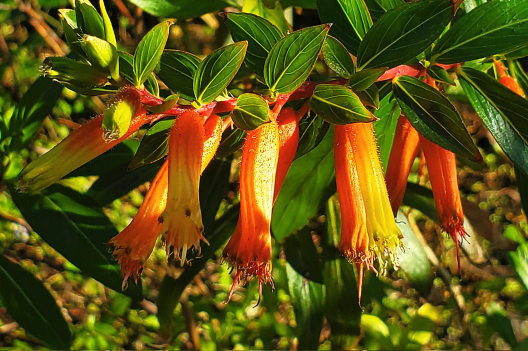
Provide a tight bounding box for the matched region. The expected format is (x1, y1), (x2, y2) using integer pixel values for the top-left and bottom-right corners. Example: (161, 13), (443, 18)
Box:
(133, 21), (171, 86)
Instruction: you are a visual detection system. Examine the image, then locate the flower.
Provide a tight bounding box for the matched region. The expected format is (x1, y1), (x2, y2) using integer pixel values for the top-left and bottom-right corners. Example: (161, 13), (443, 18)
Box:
(385, 114), (421, 215)
(274, 107), (299, 198)
(420, 135), (466, 273)
(18, 87), (146, 193)
(223, 120), (280, 302)
(109, 160), (168, 288)
(109, 113), (223, 286)
(335, 122), (403, 301)
(158, 111), (207, 266)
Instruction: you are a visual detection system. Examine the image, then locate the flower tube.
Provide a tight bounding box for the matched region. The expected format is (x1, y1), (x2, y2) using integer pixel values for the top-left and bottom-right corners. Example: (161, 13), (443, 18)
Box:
(274, 107), (299, 199)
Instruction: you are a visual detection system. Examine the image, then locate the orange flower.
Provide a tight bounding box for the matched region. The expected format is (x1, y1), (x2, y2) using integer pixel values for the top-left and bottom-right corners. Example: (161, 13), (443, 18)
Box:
(385, 115), (421, 215)
(158, 111), (208, 266)
(109, 114), (223, 286)
(223, 121), (280, 301)
(494, 60), (525, 98)
(420, 135), (466, 273)
(19, 87), (146, 193)
(274, 107), (299, 199)
(336, 123), (403, 300)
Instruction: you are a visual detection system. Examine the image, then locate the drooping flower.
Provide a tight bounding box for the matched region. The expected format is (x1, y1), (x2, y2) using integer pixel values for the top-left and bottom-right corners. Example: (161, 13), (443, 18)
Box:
(420, 135), (466, 273)
(274, 107), (299, 198)
(108, 113), (223, 286)
(385, 114), (421, 215)
(18, 87), (146, 193)
(158, 110), (207, 266)
(223, 120), (280, 301)
(336, 122), (403, 300)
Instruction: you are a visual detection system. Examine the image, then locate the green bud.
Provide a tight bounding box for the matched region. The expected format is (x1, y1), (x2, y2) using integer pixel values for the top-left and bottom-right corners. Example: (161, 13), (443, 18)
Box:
(75, 0), (105, 39)
(80, 35), (119, 80)
(42, 56), (108, 87)
(58, 9), (84, 55)
(102, 98), (137, 142)
(231, 93), (270, 130)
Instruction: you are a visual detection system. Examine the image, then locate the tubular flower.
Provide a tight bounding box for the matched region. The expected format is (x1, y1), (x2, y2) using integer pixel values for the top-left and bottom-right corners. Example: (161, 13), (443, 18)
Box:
(494, 60), (526, 98)
(158, 110), (207, 266)
(420, 135), (466, 273)
(108, 114), (223, 286)
(109, 160), (168, 288)
(223, 121), (280, 301)
(274, 107), (300, 198)
(18, 88), (146, 193)
(385, 114), (421, 215)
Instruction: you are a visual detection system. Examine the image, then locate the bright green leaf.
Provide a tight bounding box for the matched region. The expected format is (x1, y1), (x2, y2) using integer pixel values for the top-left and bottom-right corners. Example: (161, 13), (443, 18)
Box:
(322, 36), (355, 79)
(348, 67), (386, 91)
(75, 0), (105, 39)
(232, 93), (270, 130)
(373, 92), (400, 171)
(127, 0), (236, 18)
(133, 21), (171, 86)
(157, 50), (201, 101)
(242, 0), (290, 34)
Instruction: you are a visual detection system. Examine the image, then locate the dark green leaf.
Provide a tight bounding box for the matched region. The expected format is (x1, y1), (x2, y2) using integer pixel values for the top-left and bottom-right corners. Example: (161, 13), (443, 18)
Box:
(357, 0), (451, 70)
(322, 36), (355, 79)
(504, 44), (528, 60)
(127, 0), (235, 18)
(348, 67), (386, 91)
(226, 12), (284, 77)
(323, 196), (361, 346)
(432, 0), (528, 64)
(284, 226), (324, 283)
(242, 0), (290, 34)
(9, 185), (142, 300)
(75, 0), (105, 39)
(459, 73), (528, 176)
(265, 24), (329, 95)
(427, 65), (455, 85)
(393, 75), (480, 161)
(373, 92), (400, 171)
(296, 113), (330, 158)
(157, 50), (200, 100)
(158, 203), (238, 335)
(515, 167), (528, 215)
(395, 211), (433, 295)
(67, 140), (138, 178)
(194, 42), (248, 104)
(281, 0), (317, 9)
(216, 127), (247, 158)
(486, 302), (518, 347)
(133, 21), (171, 86)
(272, 127), (335, 241)
(459, 67), (528, 146)
(0, 255), (72, 350)
(364, 0), (386, 23)
(317, 0), (372, 55)
(231, 93), (270, 130)
(286, 263), (324, 350)
(402, 182), (438, 222)
(119, 52), (158, 96)
(129, 119), (174, 170)
(510, 61), (528, 96)
(310, 84), (374, 125)
(7, 77), (62, 152)
(87, 162), (162, 206)
(356, 83), (379, 109)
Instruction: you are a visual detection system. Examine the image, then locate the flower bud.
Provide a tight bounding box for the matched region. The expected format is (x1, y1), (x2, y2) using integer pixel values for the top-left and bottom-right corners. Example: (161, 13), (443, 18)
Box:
(102, 86), (142, 142)
(80, 34), (119, 79)
(42, 56), (108, 87)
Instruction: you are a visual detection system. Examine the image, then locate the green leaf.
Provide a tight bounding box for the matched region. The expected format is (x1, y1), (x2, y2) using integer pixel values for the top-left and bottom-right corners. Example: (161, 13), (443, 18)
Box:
(286, 263), (324, 350)
(194, 41), (248, 104)
(296, 113), (330, 158)
(127, 0), (235, 18)
(402, 182), (438, 222)
(216, 127), (247, 158)
(322, 36), (355, 79)
(508, 227), (528, 291)
(119, 52), (158, 96)
(348, 67), (386, 91)
(510, 61), (528, 96)
(281, 0), (317, 9)
(232, 93), (270, 130)
(458, 67), (528, 146)
(133, 21), (171, 86)
(356, 83), (380, 109)
(357, 0), (452, 70)
(9, 185), (142, 300)
(395, 211), (433, 295)
(242, 0), (290, 34)
(99, 0), (116, 46)
(317, 0), (372, 55)
(158, 201), (238, 335)
(157, 50), (201, 100)
(265, 24), (329, 95)
(129, 119), (174, 170)
(459, 72), (528, 176)
(432, 0), (528, 64)
(0, 255), (72, 350)
(323, 196), (361, 347)
(515, 167), (528, 215)
(392, 75), (480, 161)
(75, 0), (105, 39)
(226, 12), (284, 77)
(310, 84), (374, 125)
(373, 92), (400, 171)
(272, 127), (335, 241)
(427, 65), (455, 85)
(7, 77), (62, 152)
(284, 226), (324, 283)
(486, 302), (518, 347)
